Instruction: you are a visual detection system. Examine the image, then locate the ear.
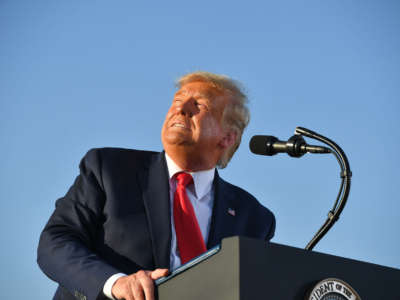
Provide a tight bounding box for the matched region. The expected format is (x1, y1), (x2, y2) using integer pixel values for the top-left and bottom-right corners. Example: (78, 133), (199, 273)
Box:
(218, 130), (237, 149)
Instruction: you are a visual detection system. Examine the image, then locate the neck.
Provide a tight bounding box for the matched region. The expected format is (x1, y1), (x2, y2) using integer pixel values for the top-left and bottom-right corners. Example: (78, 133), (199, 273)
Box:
(164, 146), (218, 172)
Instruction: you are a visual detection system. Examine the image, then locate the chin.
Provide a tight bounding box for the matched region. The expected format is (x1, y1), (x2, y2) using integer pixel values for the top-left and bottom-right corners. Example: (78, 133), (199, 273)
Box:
(163, 132), (192, 145)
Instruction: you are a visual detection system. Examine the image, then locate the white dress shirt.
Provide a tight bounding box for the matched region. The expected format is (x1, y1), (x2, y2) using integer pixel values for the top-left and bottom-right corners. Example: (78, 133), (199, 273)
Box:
(103, 153), (215, 299)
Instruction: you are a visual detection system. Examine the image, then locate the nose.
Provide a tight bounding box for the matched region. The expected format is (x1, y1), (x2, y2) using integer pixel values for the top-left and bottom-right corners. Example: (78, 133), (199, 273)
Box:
(176, 97), (199, 117)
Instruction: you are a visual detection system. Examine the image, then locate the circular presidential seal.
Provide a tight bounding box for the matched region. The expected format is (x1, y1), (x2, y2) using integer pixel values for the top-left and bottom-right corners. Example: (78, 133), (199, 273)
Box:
(306, 278), (361, 300)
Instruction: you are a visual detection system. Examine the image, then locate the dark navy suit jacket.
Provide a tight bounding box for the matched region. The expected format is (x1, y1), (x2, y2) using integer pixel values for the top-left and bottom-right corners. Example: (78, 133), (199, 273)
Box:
(37, 148), (275, 300)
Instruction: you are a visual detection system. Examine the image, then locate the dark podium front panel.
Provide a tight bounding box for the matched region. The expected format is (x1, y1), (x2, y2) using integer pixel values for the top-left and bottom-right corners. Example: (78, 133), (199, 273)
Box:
(157, 236), (400, 300)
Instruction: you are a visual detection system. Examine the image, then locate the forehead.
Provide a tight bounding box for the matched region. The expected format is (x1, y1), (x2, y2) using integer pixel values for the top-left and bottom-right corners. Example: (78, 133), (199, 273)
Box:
(175, 81), (225, 99)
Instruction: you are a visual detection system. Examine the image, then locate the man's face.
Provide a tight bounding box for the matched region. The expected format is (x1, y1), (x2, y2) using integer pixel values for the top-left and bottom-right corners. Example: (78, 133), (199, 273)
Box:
(161, 81), (231, 166)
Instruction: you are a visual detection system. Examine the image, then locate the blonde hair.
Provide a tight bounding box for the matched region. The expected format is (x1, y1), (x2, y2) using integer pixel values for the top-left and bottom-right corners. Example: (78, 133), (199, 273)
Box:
(176, 71), (250, 168)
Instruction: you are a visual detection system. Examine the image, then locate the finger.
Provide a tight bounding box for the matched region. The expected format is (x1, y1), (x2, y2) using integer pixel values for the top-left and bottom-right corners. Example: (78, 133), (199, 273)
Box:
(124, 289), (134, 300)
(150, 268), (169, 280)
(130, 277), (145, 300)
(137, 273), (155, 300)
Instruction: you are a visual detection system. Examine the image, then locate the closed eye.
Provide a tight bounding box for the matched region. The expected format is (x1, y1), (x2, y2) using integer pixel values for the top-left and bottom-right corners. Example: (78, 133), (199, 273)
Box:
(195, 100), (209, 110)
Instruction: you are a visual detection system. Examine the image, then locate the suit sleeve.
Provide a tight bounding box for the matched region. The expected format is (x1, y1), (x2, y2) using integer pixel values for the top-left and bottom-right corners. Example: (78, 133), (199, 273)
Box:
(251, 199), (276, 242)
(37, 149), (120, 300)
(265, 210), (276, 241)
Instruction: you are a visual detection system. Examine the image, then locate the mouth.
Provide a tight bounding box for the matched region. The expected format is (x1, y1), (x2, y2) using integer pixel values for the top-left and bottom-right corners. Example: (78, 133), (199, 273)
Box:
(171, 120), (190, 130)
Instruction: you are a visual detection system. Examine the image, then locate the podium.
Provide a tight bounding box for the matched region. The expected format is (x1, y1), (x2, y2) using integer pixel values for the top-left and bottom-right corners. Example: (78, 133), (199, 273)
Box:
(157, 236), (400, 299)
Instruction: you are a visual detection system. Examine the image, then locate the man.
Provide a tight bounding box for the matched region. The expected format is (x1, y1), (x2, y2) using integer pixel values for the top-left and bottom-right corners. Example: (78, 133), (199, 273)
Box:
(38, 72), (275, 300)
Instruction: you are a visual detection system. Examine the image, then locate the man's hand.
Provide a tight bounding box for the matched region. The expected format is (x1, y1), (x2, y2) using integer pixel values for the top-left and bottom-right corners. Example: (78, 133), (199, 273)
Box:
(111, 269), (169, 300)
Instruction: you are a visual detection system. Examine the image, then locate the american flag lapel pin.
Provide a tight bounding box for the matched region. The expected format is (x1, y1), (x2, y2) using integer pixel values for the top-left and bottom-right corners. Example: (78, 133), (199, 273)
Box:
(228, 208), (236, 216)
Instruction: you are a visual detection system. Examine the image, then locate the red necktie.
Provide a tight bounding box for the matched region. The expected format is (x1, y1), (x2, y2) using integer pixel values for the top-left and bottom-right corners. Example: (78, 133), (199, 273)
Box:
(173, 172), (207, 264)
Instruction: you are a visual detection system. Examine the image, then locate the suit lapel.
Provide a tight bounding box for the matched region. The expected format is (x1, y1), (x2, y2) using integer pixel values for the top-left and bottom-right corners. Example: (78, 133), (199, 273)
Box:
(207, 171), (237, 249)
(141, 152), (171, 269)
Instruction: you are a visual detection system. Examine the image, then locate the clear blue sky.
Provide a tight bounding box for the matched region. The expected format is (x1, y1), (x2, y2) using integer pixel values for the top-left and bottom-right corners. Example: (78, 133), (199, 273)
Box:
(1, 1), (399, 298)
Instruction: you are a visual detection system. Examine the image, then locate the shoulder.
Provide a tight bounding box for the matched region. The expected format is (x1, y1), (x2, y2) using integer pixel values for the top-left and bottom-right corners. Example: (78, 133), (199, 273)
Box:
(217, 175), (276, 240)
(218, 176), (272, 213)
(83, 147), (159, 165)
(80, 147), (161, 177)
(85, 147), (159, 159)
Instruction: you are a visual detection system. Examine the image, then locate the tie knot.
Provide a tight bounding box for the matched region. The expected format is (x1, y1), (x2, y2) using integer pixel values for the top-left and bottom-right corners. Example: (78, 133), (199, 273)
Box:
(175, 172), (193, 188)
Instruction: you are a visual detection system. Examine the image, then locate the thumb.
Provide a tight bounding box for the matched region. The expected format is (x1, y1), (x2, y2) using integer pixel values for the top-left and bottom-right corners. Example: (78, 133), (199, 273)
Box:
(150, 268), (169, 280)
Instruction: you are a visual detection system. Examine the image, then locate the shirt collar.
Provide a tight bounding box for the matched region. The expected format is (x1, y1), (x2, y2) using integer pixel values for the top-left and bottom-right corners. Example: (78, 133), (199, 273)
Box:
(165, 153), (215, 199)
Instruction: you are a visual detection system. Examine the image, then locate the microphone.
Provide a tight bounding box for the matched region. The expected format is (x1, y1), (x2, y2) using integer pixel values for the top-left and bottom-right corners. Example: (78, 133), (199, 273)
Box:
(249, 134), (331, 158)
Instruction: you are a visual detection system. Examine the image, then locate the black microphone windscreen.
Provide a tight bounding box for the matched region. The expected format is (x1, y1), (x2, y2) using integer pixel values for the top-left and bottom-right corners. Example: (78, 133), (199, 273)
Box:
(249, 135), (277, 155)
